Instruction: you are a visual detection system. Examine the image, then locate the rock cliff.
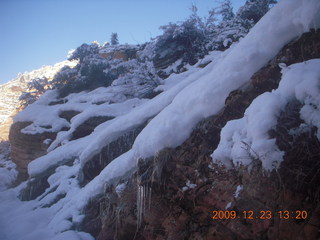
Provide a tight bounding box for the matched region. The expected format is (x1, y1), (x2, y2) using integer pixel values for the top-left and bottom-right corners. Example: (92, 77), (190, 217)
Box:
(81, 30), (320, 240)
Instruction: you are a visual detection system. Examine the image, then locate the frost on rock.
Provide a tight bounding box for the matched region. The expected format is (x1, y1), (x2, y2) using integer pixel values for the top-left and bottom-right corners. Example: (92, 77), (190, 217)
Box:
(182, 180), (197, 192)
(115, 182), (127, 197)
(234, 185), (243, 199)
(212, 59), (320, 171)
(225, 202), (232, 210)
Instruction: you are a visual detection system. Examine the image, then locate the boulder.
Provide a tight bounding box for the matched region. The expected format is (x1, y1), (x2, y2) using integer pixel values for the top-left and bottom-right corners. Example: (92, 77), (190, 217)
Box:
(9, 121), (57, 180)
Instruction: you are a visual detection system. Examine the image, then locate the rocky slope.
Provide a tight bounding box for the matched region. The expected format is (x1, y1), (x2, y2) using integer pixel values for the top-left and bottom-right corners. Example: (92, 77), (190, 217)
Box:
(81, 29), (320, 240)
(0, 60), (76, 141)
(1, 1), (320, 240)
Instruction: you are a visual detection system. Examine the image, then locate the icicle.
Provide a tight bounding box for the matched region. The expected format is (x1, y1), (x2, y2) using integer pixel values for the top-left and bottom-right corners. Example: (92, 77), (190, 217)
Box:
(30, 184), (33, 200)
(107, 144), (109, 160)
(138, 185), (141, 228)
(137, 185), (142, 230)
(141, 186), (144, 226)
(143, 185), (146, 215)
(137, 184), (150, 230)
(136, 186), (139, 231)
(148, 186), (152, 211)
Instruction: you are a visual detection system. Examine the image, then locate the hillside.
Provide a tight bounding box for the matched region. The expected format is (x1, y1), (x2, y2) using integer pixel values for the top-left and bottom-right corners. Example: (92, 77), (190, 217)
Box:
(0, 60), (77, 141)
(1, 0), (320, 240)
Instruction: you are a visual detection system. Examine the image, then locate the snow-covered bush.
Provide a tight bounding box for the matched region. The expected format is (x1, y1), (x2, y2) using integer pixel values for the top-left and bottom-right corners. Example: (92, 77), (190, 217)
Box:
(218, 0), (235, 21)
(51, 43), (160, 98)
(154, 7), (207, 67)
(51, 65), (79, 97)
(110, 59), (161, 98)
(19, 77), (49, 108)
(153, 0), (277, 70)
(237, 0), (277, 24)
(68, 42), (99, 62)
(206, 0), (277, 50)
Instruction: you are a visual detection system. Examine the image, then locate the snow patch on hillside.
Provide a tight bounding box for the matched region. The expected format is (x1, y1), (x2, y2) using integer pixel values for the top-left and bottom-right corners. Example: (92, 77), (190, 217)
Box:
(132, 0), (320, 159)
(212, 59), (320, 170)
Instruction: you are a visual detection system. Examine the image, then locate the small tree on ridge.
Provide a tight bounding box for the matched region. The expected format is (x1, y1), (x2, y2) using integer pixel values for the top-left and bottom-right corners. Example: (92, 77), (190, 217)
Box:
(111, 33), (119, 45)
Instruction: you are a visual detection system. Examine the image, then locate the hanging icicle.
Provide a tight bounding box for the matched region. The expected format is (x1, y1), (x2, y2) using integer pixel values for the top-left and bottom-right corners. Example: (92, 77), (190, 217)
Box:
(136, 183), (152, 230)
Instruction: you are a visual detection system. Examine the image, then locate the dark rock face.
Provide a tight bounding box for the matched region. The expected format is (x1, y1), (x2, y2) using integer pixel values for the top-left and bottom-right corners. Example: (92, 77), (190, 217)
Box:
(153, 42), (184, 70)
(19, 174), (50, 201)
(71, 116), (114, 141)
(82, 123), (146, 185)
(59, 110), (80, 122)
(81, 30), (320, 239)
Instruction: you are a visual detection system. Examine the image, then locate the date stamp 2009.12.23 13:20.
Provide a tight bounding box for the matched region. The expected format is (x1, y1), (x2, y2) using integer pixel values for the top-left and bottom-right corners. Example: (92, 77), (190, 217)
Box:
(212, 210), (308, 220)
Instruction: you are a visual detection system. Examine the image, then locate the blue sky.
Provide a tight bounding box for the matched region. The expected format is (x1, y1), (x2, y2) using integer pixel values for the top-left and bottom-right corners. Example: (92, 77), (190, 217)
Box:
(0, 0), (245, 84)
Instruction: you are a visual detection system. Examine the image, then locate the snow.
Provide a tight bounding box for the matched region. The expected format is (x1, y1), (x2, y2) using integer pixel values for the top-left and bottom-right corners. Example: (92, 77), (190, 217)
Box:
(212, 59), (320, 170)
(0, 142), (17, 191)
(0, 158), (17, 191)
(132, 0), (320, 160)
(225, 202), (232, 210)
(43, 138), (52, 145)
(99, 44), (138, 55)
(223, 38), (232, 47)
(76, 53), (223, 168)
(15, 87), (148, 136)
(47, 97), (147, 152)
(51, 231), (94, 240)
(234, 185), (243, 199)
(115, 182), (127, 196)
(162, 58), (183, 74)
(1, 1), (320, 239)
(182, 180), (197, 191)
(0, 188), (92, 240)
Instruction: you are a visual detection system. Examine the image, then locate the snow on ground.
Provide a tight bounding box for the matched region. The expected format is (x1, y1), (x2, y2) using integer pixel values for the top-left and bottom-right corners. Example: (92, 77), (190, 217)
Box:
(0, 188), (93, 240)
(28, 48), (227, 177)
(0, 143), (17, 191)
(0, 159), (17, 191)
(0, 152), (18, 191)
(212, 59), (320, 170)
(14, 87), (148, 136)
(0, 0), (320, 239)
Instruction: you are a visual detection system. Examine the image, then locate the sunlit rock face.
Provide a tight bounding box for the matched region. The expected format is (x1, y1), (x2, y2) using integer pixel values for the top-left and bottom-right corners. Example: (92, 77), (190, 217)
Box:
(9, 121), (58, 180)
(0, 60), (76, 141)
(99, 45), (138, 61)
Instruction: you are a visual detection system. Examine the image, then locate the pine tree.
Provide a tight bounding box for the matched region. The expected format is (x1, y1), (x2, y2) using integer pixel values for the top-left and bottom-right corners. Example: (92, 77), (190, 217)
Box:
(218, 0), (235, 21)
(111, 33), (119, 45)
